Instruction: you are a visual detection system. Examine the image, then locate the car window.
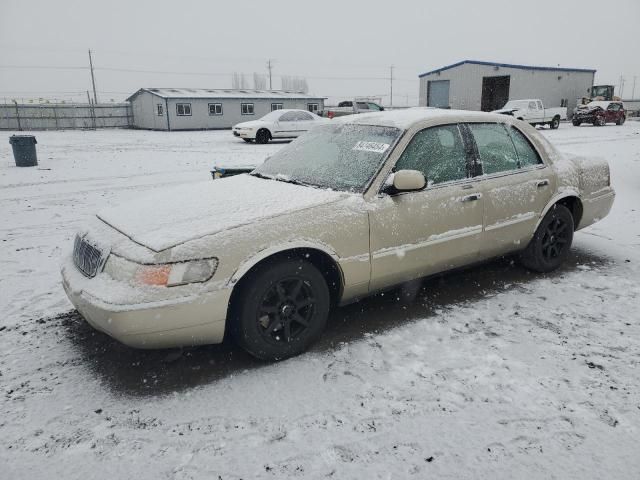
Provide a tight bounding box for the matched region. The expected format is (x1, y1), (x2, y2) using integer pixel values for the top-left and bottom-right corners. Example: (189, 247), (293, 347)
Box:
(367, 103), (382, 111)
(394, 124), (467, 186)
(537, 101), (543, 110)
(509, 127), (542, 168)
(356, 102), (369, 110)
(467, 123), (519, 175)
(528, 101), (537, 110)
(280, 111), (298, 121)
(607, 103), (620, 111)
(296, 111), (314, 121)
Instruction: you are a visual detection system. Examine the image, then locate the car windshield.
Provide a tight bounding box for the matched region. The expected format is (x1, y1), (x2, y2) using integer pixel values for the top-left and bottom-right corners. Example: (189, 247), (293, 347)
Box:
(253, 123), (402, 192)
(259, 111), (286, 122)
(503, 100), (529, 109)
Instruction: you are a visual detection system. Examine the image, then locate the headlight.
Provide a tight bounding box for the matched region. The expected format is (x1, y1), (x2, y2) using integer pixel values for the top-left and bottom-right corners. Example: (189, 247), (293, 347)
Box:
(105, 255), (218, 287)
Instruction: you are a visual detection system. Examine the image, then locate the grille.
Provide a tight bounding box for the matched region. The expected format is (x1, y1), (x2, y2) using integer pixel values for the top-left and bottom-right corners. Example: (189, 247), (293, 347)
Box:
(73, 235), (105, 278)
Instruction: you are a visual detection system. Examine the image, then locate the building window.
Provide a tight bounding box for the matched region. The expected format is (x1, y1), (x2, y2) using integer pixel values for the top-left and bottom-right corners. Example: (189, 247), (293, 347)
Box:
(156, 104), (164, 116)
(271, 103), (283, 111)
(176, 103), (192, 116)
(208, 103), (223, 115)
(241, 103), (254, 115)
(307, 103), (319, 113)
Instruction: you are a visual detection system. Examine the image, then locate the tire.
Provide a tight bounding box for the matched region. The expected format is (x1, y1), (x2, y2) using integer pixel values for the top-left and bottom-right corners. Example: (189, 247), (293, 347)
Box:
(242, 138), (254, 143)
(572, 119), (582, 126)
(550, 116), (560, 129)
(230, 259), (330, 361)
(617, 116), (626, 126)
(594, 116), (606, 126)
(255, 129), (271, 144)
(520, 204), (574, 273)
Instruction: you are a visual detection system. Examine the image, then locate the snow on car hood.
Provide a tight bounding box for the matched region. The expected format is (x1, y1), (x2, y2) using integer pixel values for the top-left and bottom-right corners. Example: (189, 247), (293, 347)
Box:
(233, 120), (265, 129)
(97, 174), (347, 252)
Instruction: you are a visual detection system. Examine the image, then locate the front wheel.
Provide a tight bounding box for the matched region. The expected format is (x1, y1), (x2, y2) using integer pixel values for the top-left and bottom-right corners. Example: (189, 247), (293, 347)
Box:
(572, 119), (582, 126)
(231, 259), (330, 361)
(255, 129), (271, 144)
(616, 116), (626, 126)
(594, 116), (606, 126)
(520, 204), (574, 273)
(550, 116), (560, 129)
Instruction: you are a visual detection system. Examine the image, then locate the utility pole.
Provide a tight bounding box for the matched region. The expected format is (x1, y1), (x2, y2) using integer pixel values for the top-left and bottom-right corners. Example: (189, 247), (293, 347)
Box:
(266, 59), (274, 90)
(389, 65), (394, 109)
(632, 76), (637, 99)
(88, 49), (98, 104)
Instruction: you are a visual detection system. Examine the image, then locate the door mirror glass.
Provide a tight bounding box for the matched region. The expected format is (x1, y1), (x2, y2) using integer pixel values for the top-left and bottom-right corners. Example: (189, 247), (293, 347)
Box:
(392, 169), (426, 192)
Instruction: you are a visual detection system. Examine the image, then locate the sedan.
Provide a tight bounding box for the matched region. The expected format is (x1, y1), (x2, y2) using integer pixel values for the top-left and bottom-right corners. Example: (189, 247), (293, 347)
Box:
(572, 101), (626, 126)
(62, 109), (615, 360)
(232, 109), (328, 144)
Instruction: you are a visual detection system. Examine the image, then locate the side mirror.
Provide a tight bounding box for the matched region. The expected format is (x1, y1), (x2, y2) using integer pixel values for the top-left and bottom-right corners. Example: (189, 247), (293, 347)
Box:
(391, 169), (426, 192)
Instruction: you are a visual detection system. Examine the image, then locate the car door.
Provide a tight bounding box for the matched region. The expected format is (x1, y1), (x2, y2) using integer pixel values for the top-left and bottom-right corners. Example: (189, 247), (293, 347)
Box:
(465, 122), (555, 259)
(368, 124), (484, 290)
(606, 102), (620, 123)
(293, 111), (317, 135)
(273, 111), (299, 138)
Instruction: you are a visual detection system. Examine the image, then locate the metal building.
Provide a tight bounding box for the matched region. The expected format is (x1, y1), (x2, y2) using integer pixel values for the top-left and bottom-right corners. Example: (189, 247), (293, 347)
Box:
(127, 88), (326, 130)
(418, 60), (596, 116)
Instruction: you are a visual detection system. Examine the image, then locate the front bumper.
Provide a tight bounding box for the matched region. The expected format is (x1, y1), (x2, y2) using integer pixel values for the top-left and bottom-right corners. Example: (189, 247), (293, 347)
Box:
(232, 129), (254, 139)
(61, 259), (231, 349)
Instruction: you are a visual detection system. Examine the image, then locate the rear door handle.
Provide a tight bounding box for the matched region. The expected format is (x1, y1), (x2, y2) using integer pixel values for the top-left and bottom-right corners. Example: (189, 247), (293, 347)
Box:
(536, 179), (549, 188)
(461, 193), (481, 202)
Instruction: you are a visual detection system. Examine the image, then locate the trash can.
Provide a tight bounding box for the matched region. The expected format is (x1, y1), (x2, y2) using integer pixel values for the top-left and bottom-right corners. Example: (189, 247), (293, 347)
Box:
(9, 135), (38, 167)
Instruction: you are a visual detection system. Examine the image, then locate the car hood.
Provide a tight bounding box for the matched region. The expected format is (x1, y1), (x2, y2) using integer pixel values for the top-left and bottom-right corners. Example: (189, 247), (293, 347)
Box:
(233, 120), (265, 129)
(97, 174), (348, 252)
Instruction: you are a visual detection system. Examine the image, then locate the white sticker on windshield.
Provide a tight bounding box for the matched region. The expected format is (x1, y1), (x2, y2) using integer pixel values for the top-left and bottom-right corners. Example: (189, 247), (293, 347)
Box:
(352, 141), (390, 153)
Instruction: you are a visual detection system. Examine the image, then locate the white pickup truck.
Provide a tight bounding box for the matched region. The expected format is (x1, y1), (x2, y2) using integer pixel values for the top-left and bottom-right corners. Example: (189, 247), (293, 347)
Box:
(321, 99), (385, 119)
(493, 99), (567, 129)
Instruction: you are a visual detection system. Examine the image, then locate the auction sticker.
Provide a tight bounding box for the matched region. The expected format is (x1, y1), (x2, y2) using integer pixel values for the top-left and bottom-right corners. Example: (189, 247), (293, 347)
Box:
(352, 141), (390, 153)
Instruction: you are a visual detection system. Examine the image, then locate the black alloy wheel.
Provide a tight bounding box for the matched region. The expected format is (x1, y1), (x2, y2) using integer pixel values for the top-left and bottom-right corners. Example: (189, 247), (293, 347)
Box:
(231, 259), (330, 360)
(520, 204), (574, 273)
(256, 129), (271, 144)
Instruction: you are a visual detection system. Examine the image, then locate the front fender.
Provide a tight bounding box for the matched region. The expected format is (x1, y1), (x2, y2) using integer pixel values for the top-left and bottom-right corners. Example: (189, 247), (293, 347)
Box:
(228, 239), (344, 286)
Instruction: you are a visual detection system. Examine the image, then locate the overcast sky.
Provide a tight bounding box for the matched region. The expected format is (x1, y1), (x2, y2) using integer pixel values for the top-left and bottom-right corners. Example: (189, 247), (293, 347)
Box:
(1, 0), (639, 105)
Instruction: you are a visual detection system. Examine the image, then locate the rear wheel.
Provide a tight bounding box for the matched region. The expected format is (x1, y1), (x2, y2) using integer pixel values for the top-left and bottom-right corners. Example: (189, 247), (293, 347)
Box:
(231, 259), (330, 361)
(572, 119), (582, 126)
(550, 116), (560, 129)
(255, 129), (271, 144)
(616, 115), (626, 126)
(520, 204), (574, 273)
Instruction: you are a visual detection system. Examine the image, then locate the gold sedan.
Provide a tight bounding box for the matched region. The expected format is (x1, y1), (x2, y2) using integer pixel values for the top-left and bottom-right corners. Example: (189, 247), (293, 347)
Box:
(62, 109), (615, 360)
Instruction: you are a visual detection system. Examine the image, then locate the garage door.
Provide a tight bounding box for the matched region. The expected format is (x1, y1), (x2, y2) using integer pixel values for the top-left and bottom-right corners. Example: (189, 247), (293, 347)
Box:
(427, 80), (450, 108)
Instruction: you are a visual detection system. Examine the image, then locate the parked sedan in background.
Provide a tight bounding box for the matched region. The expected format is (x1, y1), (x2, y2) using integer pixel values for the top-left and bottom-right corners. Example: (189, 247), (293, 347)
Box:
(232, 109), (328, 144)
(62, 109), (615, 361)
(573, 101), (626, 126)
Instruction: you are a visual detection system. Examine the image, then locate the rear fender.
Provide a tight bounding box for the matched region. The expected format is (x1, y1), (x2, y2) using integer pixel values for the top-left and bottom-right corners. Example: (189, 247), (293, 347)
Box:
(534, 190), (582, 231)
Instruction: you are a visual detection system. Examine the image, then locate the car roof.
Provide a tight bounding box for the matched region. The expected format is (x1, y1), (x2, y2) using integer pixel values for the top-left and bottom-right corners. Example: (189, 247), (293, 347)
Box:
(335, 108), (514, 130)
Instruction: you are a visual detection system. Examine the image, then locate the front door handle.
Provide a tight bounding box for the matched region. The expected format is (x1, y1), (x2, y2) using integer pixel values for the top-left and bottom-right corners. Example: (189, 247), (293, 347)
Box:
(536, 179), (550, 188)
(461, 193), (481, 202)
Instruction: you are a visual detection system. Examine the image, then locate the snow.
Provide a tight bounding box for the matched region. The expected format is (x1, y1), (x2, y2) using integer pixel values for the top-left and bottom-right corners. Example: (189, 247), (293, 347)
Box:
(1, 123), (640, 479)
(98, 174), (347, 252)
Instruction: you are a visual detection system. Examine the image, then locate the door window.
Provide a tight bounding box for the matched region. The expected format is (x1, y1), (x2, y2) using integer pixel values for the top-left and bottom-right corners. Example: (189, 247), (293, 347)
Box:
(607, 103), (620, 111)
(509, 127), (542, 168)
(367, 102), (382, 111)
(295, 111), (315, 121)
(279, 111), (298, 121)
(356, 102), (369, 110)
(528, 101), (537, 110)
(395, 125), (468, 186)
(468, 123), (519, 175)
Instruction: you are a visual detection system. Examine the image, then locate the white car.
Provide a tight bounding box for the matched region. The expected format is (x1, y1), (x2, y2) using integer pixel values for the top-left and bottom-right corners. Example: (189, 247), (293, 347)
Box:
(232, 109), (328, 144)
(493, 99), (567, 129)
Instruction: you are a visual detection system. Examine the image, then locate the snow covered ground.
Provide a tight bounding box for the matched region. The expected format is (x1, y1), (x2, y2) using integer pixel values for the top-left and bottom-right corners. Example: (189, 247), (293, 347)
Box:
(1, 124), (639, 479)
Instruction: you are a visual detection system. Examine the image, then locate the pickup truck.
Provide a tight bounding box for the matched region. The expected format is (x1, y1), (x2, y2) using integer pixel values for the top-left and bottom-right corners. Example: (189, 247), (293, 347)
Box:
(493, 99), (566, 129)
(321, 100), (385, 119)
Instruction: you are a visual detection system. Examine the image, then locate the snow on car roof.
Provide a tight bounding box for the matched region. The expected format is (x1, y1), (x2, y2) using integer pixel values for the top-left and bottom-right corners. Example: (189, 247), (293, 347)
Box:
(337, 108), (510, 130)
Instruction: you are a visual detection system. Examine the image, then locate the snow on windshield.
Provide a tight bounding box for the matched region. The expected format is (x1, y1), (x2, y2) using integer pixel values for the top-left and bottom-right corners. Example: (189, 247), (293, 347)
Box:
(254, 124), (402, 192)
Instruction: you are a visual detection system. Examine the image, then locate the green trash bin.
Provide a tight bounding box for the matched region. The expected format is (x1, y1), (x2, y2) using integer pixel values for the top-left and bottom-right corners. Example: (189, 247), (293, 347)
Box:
(9, 135), (38, 167)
